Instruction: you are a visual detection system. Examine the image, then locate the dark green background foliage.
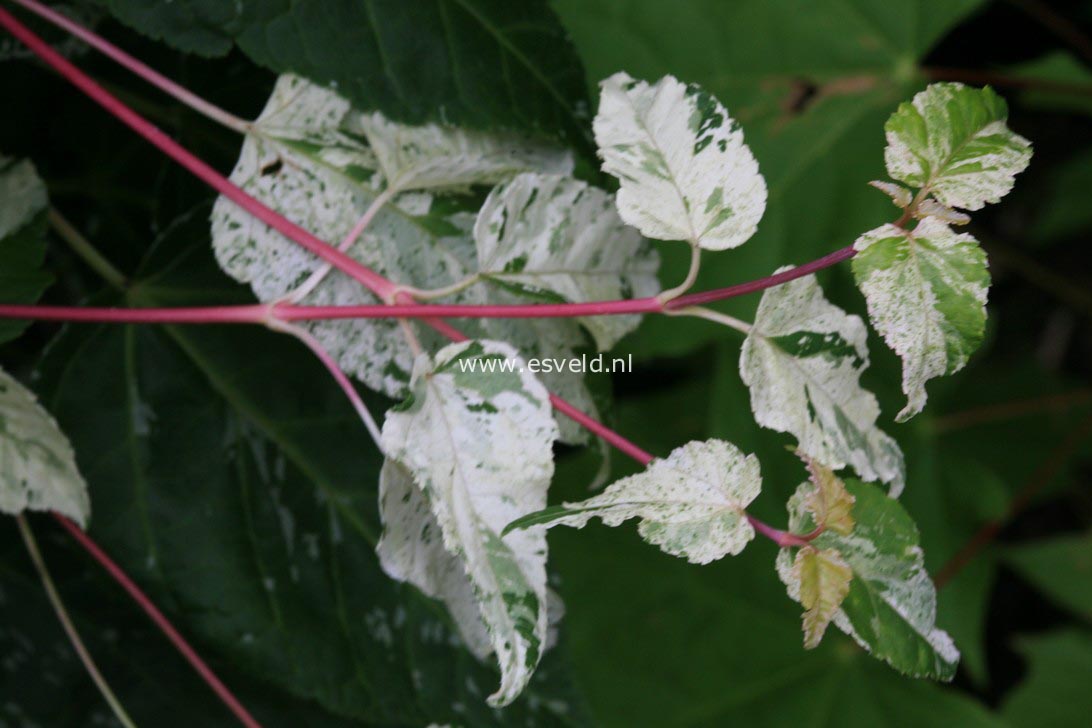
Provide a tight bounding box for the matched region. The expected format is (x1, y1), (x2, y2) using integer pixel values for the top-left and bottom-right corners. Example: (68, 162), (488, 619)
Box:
(1, 0), (1090, 725)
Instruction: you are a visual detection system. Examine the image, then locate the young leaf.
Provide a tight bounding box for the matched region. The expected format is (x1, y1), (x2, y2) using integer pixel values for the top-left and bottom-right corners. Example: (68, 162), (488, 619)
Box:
(740, 270), (905, 495)
(801, 456), (855, 536)
(380, 340), (559, 707)
(793, 546), (853, 649)
(474, 172), (660, 350)
(0, 367), (89, 527)
(884, 83), (1032, 211)
(593, 72), (767, 250)
(0, 155), (52, 345)
(776, 479), (960, 680)
(507, 439), (761, 564)
(869, 180), (913, 209)
(852, 217), (989, 421)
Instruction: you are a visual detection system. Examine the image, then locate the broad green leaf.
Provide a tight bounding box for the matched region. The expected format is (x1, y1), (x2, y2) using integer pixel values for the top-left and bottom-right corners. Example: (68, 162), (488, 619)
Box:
(852, 217), (990, 421)
(0, 155), (52, 345)
(1002, 630), (1092, 728)
(793, 545), (852, 649)
(777, 479), (960, 680)
(740, 271), (905, 494)
(802, 456), (855, 536)
(509, 439), (760, 564)
(0, 367), (89, 527)
(474, 172), (660, 351)
(884, 83), (1032, 211)
(380, 340), (559, 706)
(593, 72), (767, 250)
(101, 0), (592, 146)
(1003, 532), (1092, 621)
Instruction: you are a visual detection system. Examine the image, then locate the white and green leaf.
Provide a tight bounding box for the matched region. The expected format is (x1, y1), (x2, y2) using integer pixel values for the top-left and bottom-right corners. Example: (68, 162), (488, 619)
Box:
(776, 479), (960, 680)
(508, 439), (761, 564)
(474, 172), (660, 350)
(0, 367), (89, 527)
(740, 271), (905, 494)
(853, 217), (990, 421)
(0, 155), (53, 346)
(379, 340), (559, 707)
(593, 72), (767, 250)
(884, 82), (1032, 211)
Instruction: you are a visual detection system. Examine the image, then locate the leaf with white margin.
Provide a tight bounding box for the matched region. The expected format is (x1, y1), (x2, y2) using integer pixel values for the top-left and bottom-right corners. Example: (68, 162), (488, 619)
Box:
(474, 172), (660, 351)
(380, 340), (559, 707)
(507, 439), (760, 565)
(852, 218), (989, 422)
(884, 83), (1031, 211)
(776, 479), (960, 680)
(593, 72), (767, 250)
(0, 367), (89, 527)
(211, 74), (571, 397)
(0, 155), (53, 346)
(740, 270), (905, 495)
(792, 546), (852, 650)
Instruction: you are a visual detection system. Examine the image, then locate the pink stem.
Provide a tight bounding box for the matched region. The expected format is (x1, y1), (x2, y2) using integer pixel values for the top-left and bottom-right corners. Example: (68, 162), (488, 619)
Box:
(53, 515), (263, 728)
(746, 515), (814, 548)
(0, 304), (271, 324)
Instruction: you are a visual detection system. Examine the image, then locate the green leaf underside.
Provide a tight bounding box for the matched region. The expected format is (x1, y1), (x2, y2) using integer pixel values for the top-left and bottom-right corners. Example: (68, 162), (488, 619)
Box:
(593, 72), (767, 250)
(884, 83), (1032, 211)
(778, 480), (959, 680)
(740, 270), (905, 494)
(379, 340), (559, 706)
(853, 217), (990, 421)
(509, 439), (760, 565)
(474, 172), (660, 351)
(0, 155), (52, 345)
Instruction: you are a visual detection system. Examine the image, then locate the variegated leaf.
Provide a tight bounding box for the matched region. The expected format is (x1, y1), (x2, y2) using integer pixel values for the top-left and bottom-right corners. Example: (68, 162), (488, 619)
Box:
(474, 172), (660, 351)
(740, 271), (905, 494)
(593, 72), (767, 250)
(884, 83), (1032, 211)
(380, 340), (559, 706)
(792, 546), (852, 649)
(852, 217), (989, 421)
(801, 456), (855, 537)
(0, 155), (52, 346)
(507, 439), (760, 564)
(777, 479), (960, 680)
(0, 367), (89, 527)
(869, 180), (913, 209)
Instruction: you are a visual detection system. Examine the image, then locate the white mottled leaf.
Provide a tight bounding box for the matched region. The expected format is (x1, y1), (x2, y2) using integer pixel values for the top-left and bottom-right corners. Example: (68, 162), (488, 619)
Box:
(380, 340), (559, 706)
(740, 271), (905, 494)
(852, 218), (989, 421)
(884, 83), (1031, 211)
(869, 180), (913, 209)
(474, 172), (660, 350)
(0, 367), (89, 527)
(594, 72), (767, 250)
(507, 439), (760, 564)
(776, 479), (960, 680)
(915, 199), (969, 225)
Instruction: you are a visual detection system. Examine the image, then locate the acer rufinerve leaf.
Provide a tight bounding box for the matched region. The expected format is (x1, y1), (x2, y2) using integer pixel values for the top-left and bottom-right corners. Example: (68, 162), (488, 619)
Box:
(474, 172), (660, 351)
(0, 368), (89, 527)
(593, 73), (767, 250)
(884, 83), (1032, 211)
(853, 218), (990, 421)
(211, 74), (571, 397)
(379, 340), (559, 707)
(777, 480), (960, 680)
(792, 546), (853, 650)
(0, 155), (52, 345)
(508, 439), (760, 564)
(740, 271), (906, 494)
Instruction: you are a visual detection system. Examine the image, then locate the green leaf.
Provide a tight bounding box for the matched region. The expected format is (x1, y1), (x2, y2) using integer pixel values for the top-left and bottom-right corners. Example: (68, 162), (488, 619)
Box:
(0, 154), (52, 345)
(793, 545), (853, 649)
(852, 217), (990, 421)
(884, 83), (1032, 211)
(101, 0), (591, 144)
(593, 72), (767, 250)
(0, 367), (89, 527)
(379, 339), (559, 706)
(1002, 630), (1092, 728)
(474, 172), (660, 350)
(509, 439), (760, 564)
(740, 270), (905, 494)
(1003, 532), (1092, 621)
(778, 479), (960, 680)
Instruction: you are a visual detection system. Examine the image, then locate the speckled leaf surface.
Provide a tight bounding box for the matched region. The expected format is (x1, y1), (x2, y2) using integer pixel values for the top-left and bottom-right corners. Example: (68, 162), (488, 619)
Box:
(593, 72), (767, 250)
(777, 480), (960, 680)
(474, 172), (660, 351)
(508, 439), (760, 564)
(740, 271), (905, 494)
(853, 218), (990, 421)
(380, 340), (559, 706)
(0, 368), (89, 527)
(0, 155), (52, 345)
(884, 83), (1032, 211)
